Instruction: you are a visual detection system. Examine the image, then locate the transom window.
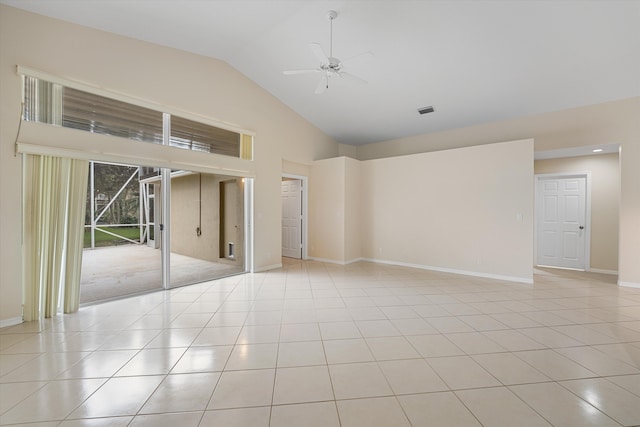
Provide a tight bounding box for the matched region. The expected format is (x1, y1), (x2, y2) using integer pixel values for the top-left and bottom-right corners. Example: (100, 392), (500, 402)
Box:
(22, 76), (253, 160)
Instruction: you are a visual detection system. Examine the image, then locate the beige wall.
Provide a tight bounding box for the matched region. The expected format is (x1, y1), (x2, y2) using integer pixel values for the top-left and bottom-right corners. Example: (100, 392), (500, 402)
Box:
(171, 174), (218, 262)
(338, 143), (358, 159)
(357, 98), (640, 286)
(360, 139), (534, 282)
(0, 6), (338, 323)
(282, 159), (311, 178)
(308, 156), (361, 264)
(309, 157), (346, 262)
(618, 142), (640, 288)
(310, 141), (534, 282)
(356, 98), (639, 161)
(344, 158), (362, 262)
(170, 173), (246, 264)
(535, 154), (620, 272)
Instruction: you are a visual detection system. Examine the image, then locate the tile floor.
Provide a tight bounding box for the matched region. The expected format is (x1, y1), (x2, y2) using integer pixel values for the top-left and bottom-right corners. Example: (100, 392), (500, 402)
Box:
(2, 260), (640, 426)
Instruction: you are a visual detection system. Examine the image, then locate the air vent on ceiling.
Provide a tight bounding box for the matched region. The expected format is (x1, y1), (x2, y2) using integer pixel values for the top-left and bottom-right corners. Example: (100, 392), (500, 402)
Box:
(417, 106), (435, 115)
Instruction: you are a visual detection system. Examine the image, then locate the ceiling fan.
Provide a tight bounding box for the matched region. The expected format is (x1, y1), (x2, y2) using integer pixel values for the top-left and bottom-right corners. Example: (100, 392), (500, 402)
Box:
(283, 10), (372, 94)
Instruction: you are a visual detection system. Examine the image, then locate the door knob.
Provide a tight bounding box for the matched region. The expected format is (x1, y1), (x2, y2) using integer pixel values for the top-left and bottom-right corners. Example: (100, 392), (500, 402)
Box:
(579, 226), (584, 230)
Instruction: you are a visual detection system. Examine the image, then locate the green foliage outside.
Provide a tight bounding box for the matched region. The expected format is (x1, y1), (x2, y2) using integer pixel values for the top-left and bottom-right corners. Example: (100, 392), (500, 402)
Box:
(87, 163), (140, 226)
(84, 162), (143, 248)
(83, 226), (140, 248)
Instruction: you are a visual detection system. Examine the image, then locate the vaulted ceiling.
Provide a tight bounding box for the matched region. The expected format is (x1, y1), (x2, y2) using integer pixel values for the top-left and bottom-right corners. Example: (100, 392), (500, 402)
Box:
(3, 0), (639, 145)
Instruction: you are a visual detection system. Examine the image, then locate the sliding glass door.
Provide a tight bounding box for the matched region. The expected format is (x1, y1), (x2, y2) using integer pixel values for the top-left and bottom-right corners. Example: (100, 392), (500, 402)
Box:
(80, 162), (163, 303)
(79, 162), (248, 302)
(169, 171), (246, 288)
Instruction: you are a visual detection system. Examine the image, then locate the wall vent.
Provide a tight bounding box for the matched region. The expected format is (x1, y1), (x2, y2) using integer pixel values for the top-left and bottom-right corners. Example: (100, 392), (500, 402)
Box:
(417, 106), (435, 115)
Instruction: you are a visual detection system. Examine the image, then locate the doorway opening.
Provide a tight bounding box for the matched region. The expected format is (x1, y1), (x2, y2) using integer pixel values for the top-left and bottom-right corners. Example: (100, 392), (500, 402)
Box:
(281, 174), (307, 260)
(80, 161), (249, 303)
(534, 145), (620, 276)
(220, 179), (241, 260)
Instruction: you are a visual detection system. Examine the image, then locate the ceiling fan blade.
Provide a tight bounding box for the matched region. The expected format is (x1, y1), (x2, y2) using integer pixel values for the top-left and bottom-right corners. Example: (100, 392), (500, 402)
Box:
(341, 50), (374, 65)
(339, 72), (368, 85)
(315, 75), (329, 94)
(309, 43), (329, 64)
(283, 69), (320, 75)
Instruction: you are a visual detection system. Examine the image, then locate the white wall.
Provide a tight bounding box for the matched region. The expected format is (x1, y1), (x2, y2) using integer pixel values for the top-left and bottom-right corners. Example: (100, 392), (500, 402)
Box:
(0, 6), (338, 324)
(535, 153), (620, 273)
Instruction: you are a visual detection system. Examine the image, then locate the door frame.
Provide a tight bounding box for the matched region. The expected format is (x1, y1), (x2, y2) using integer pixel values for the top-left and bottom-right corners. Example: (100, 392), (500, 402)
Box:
(282, 173), (308, 260)
(534, 172), (592, 271)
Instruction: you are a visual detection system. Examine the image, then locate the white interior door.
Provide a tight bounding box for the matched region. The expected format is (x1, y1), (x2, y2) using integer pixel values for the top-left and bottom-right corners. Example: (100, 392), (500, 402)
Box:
(536, 176), (587, 270)
(282, 179), (302, 259)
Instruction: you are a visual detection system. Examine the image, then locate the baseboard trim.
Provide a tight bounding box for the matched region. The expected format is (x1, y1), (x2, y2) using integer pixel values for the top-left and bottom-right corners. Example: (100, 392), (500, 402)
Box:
(589, 268), (618, 275)
(0, 317), (23, 328)
(308, 257), (364, 265)
(307, 256), (534, 284)
(536, 264), (585, 272)
(253, 263), (283, 273)
(360, 258), (534, 284)
(618, 281), (640, 289)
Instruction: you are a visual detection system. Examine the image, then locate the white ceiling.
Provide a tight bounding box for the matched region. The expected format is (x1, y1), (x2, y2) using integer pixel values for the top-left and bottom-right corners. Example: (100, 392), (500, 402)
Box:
(3, 0), (639, 146)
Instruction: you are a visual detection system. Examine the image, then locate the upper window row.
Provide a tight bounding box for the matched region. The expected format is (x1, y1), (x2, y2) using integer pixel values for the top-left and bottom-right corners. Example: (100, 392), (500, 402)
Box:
(22, 76), (252, 160)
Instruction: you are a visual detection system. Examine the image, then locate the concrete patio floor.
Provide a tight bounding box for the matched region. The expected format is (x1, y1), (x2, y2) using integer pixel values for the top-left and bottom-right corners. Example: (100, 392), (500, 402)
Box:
(80, 245), (245, 304)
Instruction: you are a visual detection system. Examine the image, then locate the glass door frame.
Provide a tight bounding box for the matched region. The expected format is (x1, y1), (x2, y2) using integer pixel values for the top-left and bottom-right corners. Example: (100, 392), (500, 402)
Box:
(161, 170), (251, 290)
(161, 114), (172, 289)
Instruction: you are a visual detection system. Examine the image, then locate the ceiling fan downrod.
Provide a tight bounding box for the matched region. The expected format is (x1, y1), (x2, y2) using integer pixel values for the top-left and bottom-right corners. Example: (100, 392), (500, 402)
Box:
(328, 10), (337, 60)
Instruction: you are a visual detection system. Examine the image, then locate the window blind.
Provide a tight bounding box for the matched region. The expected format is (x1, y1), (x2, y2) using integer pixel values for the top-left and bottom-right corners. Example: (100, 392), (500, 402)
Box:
(22, 75), (250, 160)
(63, 87), (164, 144)
(170, 115), (240, 157)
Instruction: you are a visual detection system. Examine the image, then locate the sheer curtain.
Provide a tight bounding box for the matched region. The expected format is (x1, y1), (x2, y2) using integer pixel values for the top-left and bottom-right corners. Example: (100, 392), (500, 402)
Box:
(23, 154), (89, 321)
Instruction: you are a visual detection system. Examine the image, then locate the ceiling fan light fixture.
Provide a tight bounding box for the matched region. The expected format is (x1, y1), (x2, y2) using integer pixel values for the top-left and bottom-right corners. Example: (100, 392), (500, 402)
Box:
(418, 106), (435, 115)
(283, 9), (371, 94)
